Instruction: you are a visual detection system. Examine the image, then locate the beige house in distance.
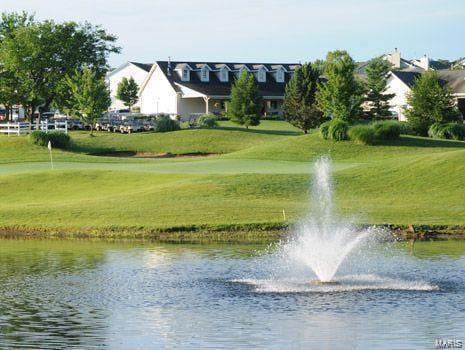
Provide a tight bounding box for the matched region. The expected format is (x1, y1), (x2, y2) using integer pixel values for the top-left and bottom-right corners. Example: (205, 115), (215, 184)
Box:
(385, 70), (465, 121)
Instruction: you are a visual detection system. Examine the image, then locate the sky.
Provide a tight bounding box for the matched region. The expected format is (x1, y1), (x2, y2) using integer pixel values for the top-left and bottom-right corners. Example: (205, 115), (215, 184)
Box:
(2, 0), (465, 68)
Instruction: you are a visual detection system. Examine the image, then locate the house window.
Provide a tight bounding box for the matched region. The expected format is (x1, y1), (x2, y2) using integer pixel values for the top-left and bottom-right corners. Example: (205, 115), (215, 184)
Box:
(220, 68), (228, 82)
(182, 68), (190, 81)
(276, 69), (285, 83)
(258, 68), (266, 82)
(201, 67), (209, 82)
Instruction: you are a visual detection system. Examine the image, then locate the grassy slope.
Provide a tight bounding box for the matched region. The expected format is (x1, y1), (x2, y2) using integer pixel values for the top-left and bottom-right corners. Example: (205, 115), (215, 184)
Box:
(1, 120), (464, 233)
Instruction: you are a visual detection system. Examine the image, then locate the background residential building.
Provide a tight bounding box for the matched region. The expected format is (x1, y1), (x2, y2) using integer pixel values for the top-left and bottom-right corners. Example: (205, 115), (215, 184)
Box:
(138, 61), (300, 120)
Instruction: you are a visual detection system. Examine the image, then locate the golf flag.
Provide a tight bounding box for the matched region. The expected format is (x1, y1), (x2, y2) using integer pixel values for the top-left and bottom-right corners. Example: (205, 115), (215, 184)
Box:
(48, 141), (54, 169)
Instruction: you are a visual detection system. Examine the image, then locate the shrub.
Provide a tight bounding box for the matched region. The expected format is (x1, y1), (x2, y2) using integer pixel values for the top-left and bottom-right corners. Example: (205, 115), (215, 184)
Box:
(48, 132), (71, 148)
(197, 114), (218, 128)
(30, 131), (49, 147)
(447, 123), (465, 140)
(319, 121), (331, 139)
(327, 119), (349, 141)
(428, 122), (444, 139)
(348, 125), (376, 145)
(156, 115), (181, 132)
(372, 121), (401, 140)
(398, 122), (413, 135)
(29, 131), (70, 149)
(428, 122), (465, 140)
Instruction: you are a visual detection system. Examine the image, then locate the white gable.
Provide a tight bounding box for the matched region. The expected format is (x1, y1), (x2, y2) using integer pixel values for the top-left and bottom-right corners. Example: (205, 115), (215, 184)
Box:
(139, 64), (178, 115)
(106, 62), (151, 110)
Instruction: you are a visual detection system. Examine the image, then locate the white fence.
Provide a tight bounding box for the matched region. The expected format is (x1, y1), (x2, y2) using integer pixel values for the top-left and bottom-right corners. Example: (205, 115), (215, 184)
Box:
(0, 122), (32, 135)
(40, 120), (68, 134)
(0, 120), (68, 135)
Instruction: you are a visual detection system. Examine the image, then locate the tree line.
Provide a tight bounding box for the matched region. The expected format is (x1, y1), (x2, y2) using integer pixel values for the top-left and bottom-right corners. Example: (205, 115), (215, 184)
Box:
(0, 11), (118, 132)
(227, 50), (460, 137)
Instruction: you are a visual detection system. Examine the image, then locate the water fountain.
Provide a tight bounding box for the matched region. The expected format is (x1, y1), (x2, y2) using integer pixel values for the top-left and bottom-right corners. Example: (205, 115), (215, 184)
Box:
(283, 156), (374, 283)
(235, 156), (438, 293)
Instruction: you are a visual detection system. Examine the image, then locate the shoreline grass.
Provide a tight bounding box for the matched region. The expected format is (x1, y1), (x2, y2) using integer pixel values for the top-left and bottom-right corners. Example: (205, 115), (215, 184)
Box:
(1, 223), (464, 243)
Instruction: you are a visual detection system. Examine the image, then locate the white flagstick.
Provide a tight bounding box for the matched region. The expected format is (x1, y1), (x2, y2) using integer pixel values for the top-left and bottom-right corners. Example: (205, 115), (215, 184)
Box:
(48, 140), (54, 169)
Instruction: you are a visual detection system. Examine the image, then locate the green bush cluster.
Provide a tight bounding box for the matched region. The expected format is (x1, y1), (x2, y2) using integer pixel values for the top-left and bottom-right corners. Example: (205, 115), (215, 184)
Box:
(29, 131), (71, 149)
(372, 121), (401, 140)
(320, 119), (349, 141)
(348, 125), (375, 145)
(397, 122), (413, 135)
(156, 115), (181, 132)
(428, 122), (465, 140)
(197, 114), (218, 128)
(342, 121), (402, 145)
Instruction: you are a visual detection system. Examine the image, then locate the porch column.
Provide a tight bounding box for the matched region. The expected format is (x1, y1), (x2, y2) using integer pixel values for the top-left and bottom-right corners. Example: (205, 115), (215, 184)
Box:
(203, 96), (210, 114)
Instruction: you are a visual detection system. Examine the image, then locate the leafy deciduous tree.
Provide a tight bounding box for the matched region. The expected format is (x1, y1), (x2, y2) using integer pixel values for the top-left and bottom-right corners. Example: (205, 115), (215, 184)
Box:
(0, 12), (35, 120)
(65, 68), (111, 135)
(227, 71), (262, 128)
(405, 70), (459, 136)
(0, 12), (120, 122)
(316, 50), (364, 121)
(116, 77), (139, 110)
(312, 59), (326, 75)
(282, 62), (323, 133)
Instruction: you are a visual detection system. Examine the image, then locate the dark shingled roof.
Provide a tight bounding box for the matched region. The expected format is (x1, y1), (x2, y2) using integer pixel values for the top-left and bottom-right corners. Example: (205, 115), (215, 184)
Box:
(391, 69), (465, 94)
(129, 62), (153, 72)
(156, 61), (300, 97)
(438, 70), (465, 94)
(429, 60), (451, 70)
(391, 70), (423, 88)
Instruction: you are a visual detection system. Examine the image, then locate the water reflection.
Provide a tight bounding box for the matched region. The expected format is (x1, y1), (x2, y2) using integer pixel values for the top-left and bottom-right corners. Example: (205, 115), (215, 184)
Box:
(0, 239), (464, 349)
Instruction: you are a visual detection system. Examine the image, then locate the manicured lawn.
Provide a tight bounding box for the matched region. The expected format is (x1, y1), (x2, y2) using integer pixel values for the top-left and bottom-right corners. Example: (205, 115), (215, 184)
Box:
(1, 119), (464, 233)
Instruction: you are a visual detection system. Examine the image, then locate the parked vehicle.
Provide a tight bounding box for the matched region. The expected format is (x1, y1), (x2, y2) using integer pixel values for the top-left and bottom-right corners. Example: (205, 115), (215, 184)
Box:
(42, 112), (57, 120)
(67, 118), (85, 130)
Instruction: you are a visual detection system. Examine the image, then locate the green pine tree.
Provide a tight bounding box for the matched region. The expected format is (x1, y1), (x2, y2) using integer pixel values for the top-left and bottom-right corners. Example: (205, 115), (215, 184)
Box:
(365, 57), (395, 119)
(116, 77), (139, 110)
(282, 62), (323, 133)
(406, 70), (459, 136)
(316, 50), (364, 121)
(227, 71), (262, 128)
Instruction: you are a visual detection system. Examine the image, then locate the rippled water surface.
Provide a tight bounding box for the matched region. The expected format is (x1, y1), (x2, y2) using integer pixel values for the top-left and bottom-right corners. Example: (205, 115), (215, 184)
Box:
(0, 239), (464, 349)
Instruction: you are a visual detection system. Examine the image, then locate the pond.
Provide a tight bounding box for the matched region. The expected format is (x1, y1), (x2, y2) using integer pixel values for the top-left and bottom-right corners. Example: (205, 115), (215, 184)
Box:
(0, 239), (464, 349)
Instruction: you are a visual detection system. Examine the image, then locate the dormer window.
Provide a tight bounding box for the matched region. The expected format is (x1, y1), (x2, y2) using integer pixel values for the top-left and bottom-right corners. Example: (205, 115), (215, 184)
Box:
(257, 67), (266, 83)
(236, 65), (249, 78)
(200, 67), (210, 82)
(220, 67), (229, 82)
(276, 68), (285, 83)
(182, 68), (190, 81)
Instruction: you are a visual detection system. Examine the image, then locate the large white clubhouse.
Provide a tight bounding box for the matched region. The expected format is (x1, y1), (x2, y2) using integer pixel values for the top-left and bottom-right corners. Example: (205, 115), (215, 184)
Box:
(107, 60), (300, 120)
